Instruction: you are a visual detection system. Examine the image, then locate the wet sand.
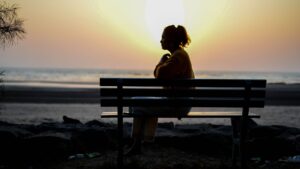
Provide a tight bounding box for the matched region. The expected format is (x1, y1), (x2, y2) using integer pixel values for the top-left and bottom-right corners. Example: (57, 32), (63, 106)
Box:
(2, 83), (300, 105)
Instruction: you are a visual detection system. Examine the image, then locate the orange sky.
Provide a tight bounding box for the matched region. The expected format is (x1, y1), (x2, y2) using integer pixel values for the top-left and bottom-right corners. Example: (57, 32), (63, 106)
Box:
(1, 0), (300, 72)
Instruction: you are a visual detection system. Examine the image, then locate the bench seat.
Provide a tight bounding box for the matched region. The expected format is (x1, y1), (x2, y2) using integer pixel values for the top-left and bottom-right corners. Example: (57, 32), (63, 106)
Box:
(101, 111), (260, 118)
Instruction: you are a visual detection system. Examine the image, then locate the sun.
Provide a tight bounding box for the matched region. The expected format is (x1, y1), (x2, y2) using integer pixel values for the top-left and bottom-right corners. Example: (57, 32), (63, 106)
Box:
(145, 0), (185, 43)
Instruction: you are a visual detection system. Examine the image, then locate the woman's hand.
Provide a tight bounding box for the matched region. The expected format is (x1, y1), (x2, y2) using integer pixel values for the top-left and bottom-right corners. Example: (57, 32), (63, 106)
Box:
(154, 53), (171, 77)
(159, 53), (171, 63)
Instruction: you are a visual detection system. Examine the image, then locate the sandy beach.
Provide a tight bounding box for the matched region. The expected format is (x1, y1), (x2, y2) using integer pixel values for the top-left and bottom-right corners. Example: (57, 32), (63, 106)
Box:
(2, 83), (300, 105)
(1, 104), (300, 129)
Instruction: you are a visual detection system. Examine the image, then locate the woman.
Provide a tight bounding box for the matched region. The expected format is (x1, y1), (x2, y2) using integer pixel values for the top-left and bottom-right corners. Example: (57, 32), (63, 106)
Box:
(126, 25), (194, 155)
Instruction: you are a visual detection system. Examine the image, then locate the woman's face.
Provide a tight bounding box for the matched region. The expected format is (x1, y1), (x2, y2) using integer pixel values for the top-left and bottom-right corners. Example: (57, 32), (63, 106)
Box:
(160, 30), (170, 50)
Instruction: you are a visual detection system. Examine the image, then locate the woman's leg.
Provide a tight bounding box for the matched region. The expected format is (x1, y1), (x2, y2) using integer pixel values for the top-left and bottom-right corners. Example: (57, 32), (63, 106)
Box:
(125, 117), (145, 155)
(143, 117), (158, 142)
(127, 105), (189, 155)
(126, 117), (158, 155)
(132, 117), (144, 139)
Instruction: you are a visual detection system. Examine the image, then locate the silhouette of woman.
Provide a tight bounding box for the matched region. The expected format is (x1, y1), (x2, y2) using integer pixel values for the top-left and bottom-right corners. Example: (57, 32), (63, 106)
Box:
(126, 25), (194, 155)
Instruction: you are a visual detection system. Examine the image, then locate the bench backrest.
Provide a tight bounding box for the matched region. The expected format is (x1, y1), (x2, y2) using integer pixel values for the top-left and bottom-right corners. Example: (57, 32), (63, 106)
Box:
(100, 78), (266, 108)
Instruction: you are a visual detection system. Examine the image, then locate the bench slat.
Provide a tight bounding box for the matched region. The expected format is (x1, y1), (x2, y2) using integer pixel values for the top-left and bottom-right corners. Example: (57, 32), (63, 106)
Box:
(101, 111), (260, 118)
(100, 88), (265, 98)
(101, 98), (265, 107)
(100, 78), (266, 88)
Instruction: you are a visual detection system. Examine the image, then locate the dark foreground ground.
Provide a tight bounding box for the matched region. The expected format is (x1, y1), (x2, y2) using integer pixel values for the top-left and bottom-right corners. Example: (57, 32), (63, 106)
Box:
(1, 117), (300, 169)
(41, 148), (300, 169)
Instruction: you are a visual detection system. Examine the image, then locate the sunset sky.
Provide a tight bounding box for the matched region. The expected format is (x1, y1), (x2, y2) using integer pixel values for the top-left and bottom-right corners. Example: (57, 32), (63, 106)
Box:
(1, 0), (300, 72)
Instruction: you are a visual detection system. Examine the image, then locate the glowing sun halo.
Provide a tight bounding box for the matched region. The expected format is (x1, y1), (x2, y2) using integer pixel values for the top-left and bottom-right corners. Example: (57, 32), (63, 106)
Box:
(145, 0), (185, 43)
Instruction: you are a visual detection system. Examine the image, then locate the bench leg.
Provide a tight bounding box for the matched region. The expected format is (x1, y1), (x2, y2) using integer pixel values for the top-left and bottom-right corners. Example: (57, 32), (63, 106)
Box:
(117, 108), (123, 169)
(231, 117), (240, 168)
(240, 116), (248, 169)
(231, 117), (250, 169)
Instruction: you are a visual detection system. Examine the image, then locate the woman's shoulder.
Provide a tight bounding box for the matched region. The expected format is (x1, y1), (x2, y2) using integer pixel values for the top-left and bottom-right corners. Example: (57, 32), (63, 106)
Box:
(172, 48), (189, 58)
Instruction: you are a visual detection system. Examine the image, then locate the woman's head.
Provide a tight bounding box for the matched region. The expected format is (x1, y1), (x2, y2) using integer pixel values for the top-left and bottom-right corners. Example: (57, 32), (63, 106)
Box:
(160, 25), (191, 50)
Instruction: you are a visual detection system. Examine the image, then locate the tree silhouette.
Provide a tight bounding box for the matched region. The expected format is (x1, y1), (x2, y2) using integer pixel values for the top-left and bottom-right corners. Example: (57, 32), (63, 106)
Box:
(1, 1), (25, 109)
(0, 1), (25, 48)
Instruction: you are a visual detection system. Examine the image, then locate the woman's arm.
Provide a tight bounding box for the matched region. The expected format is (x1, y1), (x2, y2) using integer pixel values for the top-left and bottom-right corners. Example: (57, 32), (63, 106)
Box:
(153, 53), (170, 77)
(154, 52), (183, 79)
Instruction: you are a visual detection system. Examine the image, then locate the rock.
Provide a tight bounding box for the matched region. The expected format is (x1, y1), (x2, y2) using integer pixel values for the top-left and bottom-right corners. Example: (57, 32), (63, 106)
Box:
(296, 134), (300, 153)
(0, 121), (14, 126)
(85, 120), (112, 127)
(35, 122), (84, 133)
(249, 126), (285, 138)
(248, 125), (300, 159)
(248, 118), (259, 129)
(282, 126), (300, 135)
(0, 120), (299, 166)
(22, 132), (72, 164)
(158, 122), (174, 129)
(212, 125), (232, 134)
(0, 126), (34, 166)
(0, 129), (18, 141)
(71, 128), (110, 153)
(63, 116), (82, 124)
(249, 136), (296, 160)
(0, 126), (32, 138)
(175, 124), (211, 133)
(156, 131), (232, 156)
(0, 129), (19, 164)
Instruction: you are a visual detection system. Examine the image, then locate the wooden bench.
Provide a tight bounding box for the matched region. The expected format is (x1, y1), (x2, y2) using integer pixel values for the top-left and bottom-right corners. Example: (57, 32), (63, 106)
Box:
(100, 78), (266, 168)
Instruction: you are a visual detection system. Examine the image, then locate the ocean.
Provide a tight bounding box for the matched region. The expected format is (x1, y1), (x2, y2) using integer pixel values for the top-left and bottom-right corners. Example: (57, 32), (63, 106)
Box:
(2, 67), (300, 88)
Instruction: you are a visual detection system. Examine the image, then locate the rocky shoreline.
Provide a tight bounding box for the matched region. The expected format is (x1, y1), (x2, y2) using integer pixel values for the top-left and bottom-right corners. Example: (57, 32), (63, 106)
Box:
(0, 116), (300, 169)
